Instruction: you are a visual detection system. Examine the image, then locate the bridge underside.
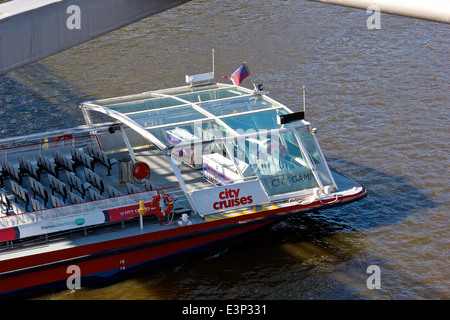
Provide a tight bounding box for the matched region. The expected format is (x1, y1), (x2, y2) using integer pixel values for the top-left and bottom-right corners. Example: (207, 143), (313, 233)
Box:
(0, 0), (190, 74)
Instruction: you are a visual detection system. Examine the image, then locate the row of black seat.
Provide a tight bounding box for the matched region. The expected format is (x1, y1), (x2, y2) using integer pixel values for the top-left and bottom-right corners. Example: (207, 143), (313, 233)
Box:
(0, 145), (120, 216)
(0, 145), (157, 216)
(86, 145), (117, 176)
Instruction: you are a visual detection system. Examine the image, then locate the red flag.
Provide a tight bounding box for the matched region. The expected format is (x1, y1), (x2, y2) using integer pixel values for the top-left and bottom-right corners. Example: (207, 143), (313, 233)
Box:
(230, 64), (249, 86)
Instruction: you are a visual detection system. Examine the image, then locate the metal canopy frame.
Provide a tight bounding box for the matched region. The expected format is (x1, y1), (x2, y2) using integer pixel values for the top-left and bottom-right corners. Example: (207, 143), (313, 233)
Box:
(80, 83), (291, 154)
(77, 81), (339, 215)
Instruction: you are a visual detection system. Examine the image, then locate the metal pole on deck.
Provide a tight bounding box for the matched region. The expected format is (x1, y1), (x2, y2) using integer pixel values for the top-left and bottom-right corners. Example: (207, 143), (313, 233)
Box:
(302, 86), (306, 114)
(243, 62), (257, 90)
(212, 48), (215, 78)
(138, 200), (147, 230)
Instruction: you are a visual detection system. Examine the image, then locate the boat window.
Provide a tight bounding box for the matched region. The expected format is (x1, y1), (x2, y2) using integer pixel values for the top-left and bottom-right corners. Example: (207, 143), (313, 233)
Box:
(221, 109), (288, 132)
(200, 95), (272, 117)
(128, 106), (207, 128)
(175, 86), (249, 104)
(148, 120), (225, 147)
(225, 129), (320, 196)
(296, 127), (335, 187)
(83, 83), (296, 154)
(106, 95), (185, 114)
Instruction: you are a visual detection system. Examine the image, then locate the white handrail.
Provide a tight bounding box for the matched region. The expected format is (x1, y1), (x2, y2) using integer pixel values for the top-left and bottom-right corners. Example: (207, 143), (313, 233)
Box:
(0, 186), (184, 229)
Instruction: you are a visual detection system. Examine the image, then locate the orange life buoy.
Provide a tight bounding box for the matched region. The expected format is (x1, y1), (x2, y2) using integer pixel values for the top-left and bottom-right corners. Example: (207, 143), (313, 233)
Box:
(55, 134), (73, 142)
(55, 134), (74, 147)
(151, 193), (173, 225)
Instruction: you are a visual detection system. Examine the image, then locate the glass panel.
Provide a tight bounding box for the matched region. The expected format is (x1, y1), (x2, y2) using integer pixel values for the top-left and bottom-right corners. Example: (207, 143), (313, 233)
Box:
(175, 86), (249, 104)
(148, 120), (225, 146)
(107, 96), (185, 113)
(102, 86), (250, 114)
(201, 95), (272, 117)
(225, 129), (319, 196)
(127, 106), (206, 128)
(221, 109), (288, 132)
(297, 127), (334, 187)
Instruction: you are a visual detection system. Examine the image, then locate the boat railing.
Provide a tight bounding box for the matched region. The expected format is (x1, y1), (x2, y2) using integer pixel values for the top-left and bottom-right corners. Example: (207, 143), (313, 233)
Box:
(0, 133), (98, 155)
(191, 175), (260, 192)
(0, 185), (183, 229)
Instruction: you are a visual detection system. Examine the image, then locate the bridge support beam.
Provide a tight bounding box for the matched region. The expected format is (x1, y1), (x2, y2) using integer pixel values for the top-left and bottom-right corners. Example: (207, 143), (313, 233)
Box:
(310, 0), (450, 24)
(0, 0), (190, 74)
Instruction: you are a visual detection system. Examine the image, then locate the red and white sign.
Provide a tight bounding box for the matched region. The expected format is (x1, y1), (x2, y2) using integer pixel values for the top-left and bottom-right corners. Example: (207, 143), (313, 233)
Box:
(190, 180), (269, 216)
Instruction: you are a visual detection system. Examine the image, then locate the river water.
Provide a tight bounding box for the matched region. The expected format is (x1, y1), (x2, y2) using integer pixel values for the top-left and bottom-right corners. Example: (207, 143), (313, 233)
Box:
(1, 0), (449, 300)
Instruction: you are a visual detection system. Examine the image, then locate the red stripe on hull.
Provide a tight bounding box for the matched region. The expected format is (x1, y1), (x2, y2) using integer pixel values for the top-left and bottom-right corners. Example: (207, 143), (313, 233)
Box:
(0, 219), (270, 295)
(0, 186), (366, 296)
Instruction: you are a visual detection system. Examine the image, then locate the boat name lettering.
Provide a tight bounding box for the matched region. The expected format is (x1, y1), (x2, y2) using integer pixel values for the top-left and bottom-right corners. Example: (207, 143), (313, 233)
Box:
(219, 188), (240, 200)
(121, 209), (136, 216)
(213, 188), (253, 210)
(272, 172), (314, 186)
(121, 206), (149, 216)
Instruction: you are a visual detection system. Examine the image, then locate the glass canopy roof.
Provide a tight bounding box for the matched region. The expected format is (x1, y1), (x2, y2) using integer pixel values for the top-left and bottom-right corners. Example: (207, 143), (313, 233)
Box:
(82, 83), (296, 150)
(81, 81), (337, 199)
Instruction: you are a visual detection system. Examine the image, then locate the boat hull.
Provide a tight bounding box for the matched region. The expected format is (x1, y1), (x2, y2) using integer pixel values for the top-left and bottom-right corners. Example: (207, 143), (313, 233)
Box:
(1, 219), (271, 299)
(0, 186), (366, 299)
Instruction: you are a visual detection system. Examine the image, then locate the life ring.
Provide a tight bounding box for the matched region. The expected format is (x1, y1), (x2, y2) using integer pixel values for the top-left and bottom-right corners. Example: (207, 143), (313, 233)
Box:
(151, 193), (173, 225)
(55, 134), (74, 147)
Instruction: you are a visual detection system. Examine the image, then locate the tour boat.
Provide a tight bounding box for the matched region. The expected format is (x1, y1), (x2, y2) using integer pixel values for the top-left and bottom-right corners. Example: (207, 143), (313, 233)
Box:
(0, 69), (366, 298)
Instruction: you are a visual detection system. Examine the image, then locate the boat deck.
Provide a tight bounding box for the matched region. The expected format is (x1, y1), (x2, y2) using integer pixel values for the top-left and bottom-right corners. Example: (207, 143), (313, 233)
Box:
(0, 133), (218, 216)
(0, 164), (364, 261)
(0, 80), (366, 253)
(133, 147), (206, 191)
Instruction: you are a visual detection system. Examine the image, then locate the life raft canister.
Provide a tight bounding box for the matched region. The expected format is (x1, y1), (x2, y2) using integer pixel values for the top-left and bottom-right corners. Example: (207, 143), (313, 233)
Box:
(151, 193), (173, 225)
(132, 161), (151, 183)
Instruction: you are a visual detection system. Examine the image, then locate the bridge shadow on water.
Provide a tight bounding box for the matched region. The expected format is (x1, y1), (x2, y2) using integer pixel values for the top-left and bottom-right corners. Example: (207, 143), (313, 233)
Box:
(0, 63), (104, 139)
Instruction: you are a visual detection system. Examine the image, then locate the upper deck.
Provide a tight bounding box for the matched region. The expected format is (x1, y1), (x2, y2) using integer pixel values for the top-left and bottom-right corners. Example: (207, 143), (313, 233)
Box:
(81, 83), (292, 151)
(0, 79), (347, 244)
(81, 81), (338, 211)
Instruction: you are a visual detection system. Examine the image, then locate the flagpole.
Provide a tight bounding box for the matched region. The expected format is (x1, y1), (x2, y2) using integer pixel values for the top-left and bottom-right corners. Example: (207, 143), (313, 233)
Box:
(243, 61), (257, 90)
(212, 48), (215, 77)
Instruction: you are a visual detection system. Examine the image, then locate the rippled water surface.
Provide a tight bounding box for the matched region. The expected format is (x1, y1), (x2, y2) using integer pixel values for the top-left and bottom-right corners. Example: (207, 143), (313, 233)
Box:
(1, 0), (449, 300)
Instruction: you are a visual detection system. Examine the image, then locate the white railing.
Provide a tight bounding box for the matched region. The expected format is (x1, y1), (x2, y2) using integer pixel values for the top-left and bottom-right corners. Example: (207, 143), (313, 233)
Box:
(0, 186), (184, 229)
